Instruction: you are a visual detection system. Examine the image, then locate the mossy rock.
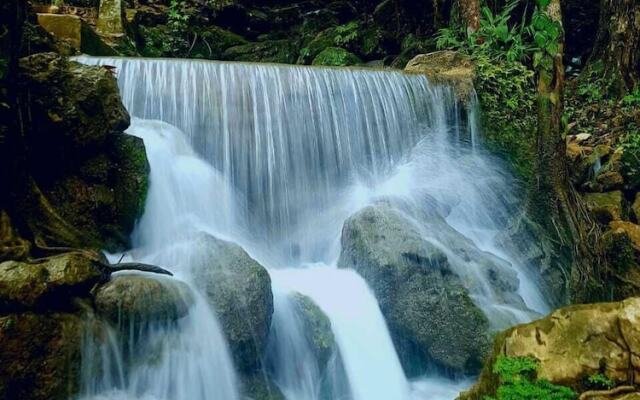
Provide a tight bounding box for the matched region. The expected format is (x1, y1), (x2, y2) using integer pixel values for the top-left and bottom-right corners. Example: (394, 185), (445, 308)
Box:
(338, 203), (491, 375)
(94, 274), (194, 328)
(189, 233), (274, 373)
(312, 47), (361, 67)
(583, 191), (625, 224)
(241, 373), (285, 400)
(190, 26), (247, 60)
(459, 298), (640, 399)
(222, 39), (299, 64)
(0, 312), (84, 400)
(0, 253), (103, 312)
(291, 293), (335, 369)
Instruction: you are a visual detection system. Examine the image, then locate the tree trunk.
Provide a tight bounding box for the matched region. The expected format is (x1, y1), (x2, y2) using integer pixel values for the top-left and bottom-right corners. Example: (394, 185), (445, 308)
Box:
(590, 0), (640, 94)
(456, 0), (481, 36)
(529, 0), (603, 303)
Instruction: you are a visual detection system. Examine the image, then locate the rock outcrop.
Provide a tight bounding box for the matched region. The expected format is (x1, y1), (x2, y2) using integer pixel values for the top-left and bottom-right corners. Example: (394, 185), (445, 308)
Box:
(291, 293), (336, 370)
(405, 51), (476, 102)
(189, 233), (274, 374)
(16, 52), (149, 252)
(338, 202), (492, 374)
(459, 298), (640, 399)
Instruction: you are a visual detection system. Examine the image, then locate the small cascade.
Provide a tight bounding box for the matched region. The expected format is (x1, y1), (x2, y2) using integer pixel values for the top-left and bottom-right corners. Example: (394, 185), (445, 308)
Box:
(74, 56), (551, 400)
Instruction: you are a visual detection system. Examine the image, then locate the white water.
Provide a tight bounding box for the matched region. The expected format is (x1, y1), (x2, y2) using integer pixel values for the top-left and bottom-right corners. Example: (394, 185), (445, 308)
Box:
(75, 56), (549, 400)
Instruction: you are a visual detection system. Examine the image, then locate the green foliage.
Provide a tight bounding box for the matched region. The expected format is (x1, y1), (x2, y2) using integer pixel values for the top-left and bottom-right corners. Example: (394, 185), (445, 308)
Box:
(333, 22), (359, 47)
(312, 47), (362, 67)
(528, 10), (562, 72)
(622, 86), (640, 107)
(485, 357), (576, 400)
(166, 0), (190, 54)
(587, 373), (614, 390)
(436, 0), (534, 63)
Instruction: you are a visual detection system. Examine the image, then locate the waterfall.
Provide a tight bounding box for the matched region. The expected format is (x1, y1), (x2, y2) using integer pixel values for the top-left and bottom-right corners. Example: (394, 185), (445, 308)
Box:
(75, 56), (549, 400)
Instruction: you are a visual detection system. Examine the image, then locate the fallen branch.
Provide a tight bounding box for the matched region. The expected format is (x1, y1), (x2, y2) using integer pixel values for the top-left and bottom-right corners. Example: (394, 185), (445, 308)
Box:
(106, 262), (173, 277)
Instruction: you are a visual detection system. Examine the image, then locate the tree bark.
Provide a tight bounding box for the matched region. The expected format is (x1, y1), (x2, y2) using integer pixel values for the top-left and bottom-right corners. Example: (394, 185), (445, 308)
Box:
(590, 0), (640, 94)
(529, 0), (603, 303)
(456, 0), (481, 36)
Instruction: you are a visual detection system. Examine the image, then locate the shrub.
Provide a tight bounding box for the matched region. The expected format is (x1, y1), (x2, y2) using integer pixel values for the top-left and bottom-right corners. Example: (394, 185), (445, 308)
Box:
(485, 356), (576, 400)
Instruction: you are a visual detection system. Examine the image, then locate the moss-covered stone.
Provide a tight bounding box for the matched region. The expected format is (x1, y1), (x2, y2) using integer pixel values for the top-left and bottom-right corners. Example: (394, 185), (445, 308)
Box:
(223, 39), (299, 64)
(0, 253), (103, 312)
(94, 274), (194, 327)
(17, 53), (149, 251)
(405, 51), (476, 103)
(338, 203), (491, 375)
(241, 373), (286, 400)
(190, 26), (247, 59)
(583, 191), (625, 224)
(190, 233), (274, 373)
(36, 14), (82, 50)
(312, 47), (361, 66)
(459, 298), (640, 399)
(291, 293), (335, 369)
(0, 312), (84, 400)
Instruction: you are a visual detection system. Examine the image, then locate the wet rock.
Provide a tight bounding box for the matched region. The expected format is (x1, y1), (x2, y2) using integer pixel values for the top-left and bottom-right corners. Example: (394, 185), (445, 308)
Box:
(405, 51), (475, 103)
(338, 203), (491, 374)
(0, 312), (84, 400)
(459, 298), (640, 399)
(0, 253), (103, 312)
(583, 191), (625, 224)
(312, 47), (361, 66)
(190, 233), (274, 373)
(291, 293), (335, 369)
(94, 274), (194, 326)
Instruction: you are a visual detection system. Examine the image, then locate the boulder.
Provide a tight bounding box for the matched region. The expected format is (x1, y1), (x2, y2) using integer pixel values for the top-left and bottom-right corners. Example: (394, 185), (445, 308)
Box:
(190, 233), (274, 373)
(17, 53), (149, 251)
(338, 203), (491, 374)
(0, 312), (84, 400)
(36, 14), (82, 50)
(291, 293), (335, 369)
(94, 274), (194, 327)
(584, 191), (625, 224)
(0, 253), (103, 312)
(459, 298), (640, 399)
(405, 51), (475, 103)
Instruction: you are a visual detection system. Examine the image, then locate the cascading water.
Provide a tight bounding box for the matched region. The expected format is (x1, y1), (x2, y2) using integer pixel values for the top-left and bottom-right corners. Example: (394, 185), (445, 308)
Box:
(76, 56), (549, 400)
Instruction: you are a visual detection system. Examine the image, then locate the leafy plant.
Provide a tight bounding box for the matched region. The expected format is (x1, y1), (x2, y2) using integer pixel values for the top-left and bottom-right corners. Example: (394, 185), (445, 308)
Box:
(333, 22), (359, 47)
(436, 0), (535, 64)
(587, 373), (614, 390)
(622, 86), (640, 107)
(485, 356), (576, 400)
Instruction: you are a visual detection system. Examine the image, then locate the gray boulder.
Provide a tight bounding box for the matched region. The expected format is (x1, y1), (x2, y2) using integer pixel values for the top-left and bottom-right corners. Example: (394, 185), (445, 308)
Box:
(338, 203), (491, 374)
(190, 233), (274, 373)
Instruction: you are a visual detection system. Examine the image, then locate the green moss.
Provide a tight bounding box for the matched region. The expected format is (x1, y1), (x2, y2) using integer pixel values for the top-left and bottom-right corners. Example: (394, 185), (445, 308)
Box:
(312, 47), (361, 67)
(223, 39), (299, 64)
(474, 55), (537, 181)
(190, 26), (247, 60)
